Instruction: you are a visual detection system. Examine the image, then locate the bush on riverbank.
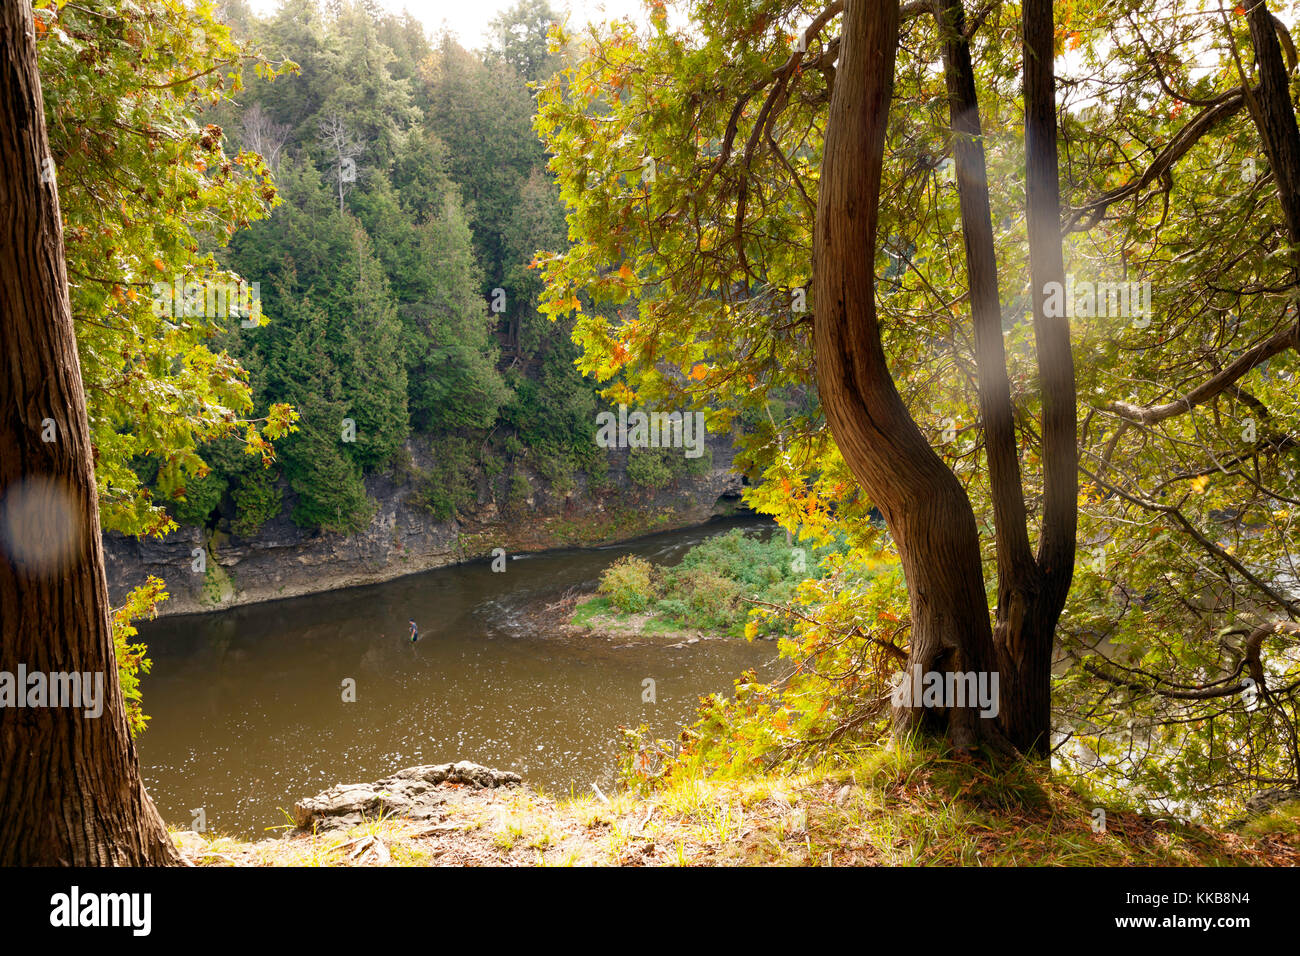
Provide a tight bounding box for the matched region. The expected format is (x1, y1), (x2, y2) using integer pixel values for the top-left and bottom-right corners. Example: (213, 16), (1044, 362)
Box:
(584, 529), (856, 638)
(598, 556), (657, 613)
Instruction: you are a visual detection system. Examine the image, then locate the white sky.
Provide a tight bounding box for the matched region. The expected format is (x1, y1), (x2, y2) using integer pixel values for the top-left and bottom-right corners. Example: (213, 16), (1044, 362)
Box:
(245, 0), (652, 48)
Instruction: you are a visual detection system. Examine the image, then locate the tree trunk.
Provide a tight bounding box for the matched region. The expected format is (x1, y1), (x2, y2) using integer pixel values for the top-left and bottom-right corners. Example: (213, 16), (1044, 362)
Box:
(934, 0), (1053, 755)
(922, 0), (1077, 756)
(1013, 0), (1078, 756)
(1245, 0), (1300, 245)
(813, 0), (1007, 752)
(0, 0), (179, 865)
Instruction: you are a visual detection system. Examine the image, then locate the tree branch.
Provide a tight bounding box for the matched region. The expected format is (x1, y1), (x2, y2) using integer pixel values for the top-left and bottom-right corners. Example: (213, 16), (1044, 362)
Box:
(1106, 321), (1300, 424)
(1065, 87), (1248, 233)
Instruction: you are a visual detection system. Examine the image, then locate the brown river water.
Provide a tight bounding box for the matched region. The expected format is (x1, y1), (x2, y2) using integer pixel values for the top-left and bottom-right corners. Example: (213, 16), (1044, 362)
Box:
(135, 517), (780, 839)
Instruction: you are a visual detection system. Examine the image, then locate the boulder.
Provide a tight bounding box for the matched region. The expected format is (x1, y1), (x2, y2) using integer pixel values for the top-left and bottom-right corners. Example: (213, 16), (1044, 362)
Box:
(294, 761), (522, 831)
(1244, 787), (1300, 816)
(1226, 787), (1300, 830)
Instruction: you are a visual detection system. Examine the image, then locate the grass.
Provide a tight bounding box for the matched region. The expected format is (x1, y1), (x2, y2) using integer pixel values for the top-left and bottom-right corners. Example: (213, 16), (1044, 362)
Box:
(1242, 800), (1300, 841)
(170, 741), (1298, 867)
(569, 596), (689, 638)
(570, 596), (614, 628)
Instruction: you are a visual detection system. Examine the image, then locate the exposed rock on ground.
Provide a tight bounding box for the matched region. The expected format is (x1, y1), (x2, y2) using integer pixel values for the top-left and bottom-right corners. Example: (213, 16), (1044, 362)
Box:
(1245, 787), (1300, 815)
(294, 762), (523, 833)
(1228, 787), (1300, 829)
(174, 749), (1300, 867)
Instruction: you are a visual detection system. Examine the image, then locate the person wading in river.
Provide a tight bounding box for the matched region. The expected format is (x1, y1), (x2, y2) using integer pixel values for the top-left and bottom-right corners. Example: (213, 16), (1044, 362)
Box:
(408, 619), (420, 644)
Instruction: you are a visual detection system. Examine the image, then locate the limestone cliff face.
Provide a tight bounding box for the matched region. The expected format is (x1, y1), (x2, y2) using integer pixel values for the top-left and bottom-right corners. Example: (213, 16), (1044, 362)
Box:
(103, 433), (744, 616)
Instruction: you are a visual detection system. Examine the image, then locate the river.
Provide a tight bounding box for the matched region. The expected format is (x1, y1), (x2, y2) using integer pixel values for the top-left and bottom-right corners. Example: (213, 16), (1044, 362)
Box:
(136, 516), (781, 839)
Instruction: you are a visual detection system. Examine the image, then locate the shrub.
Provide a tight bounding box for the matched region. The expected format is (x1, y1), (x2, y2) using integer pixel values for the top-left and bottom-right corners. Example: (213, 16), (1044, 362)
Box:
(626, 447), (676, 489)
(481, 449), (506, 478)
(509, 472), (532, 503)
(685, 445), (713, 476)
(414, 436), (476, 521)
(665, 567), (745, 632)
(169, 470), (227, 527)
(535, 447), (576, 495)
(585, 453), (612, 491)
(598, 555), (658, 612)
(587, 528), (858, 636)
(654, 597), (689, 621)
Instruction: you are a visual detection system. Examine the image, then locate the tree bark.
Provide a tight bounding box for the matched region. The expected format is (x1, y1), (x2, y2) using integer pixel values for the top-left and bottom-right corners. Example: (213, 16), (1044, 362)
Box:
(813, 0), (1007, 752)
(926, 0), (1078, 755)
(1244, 0), (1300, 245)
(1013, 0), (1077, 756)
(0, 0), (179, 865)
(933, 0), (1056, 755)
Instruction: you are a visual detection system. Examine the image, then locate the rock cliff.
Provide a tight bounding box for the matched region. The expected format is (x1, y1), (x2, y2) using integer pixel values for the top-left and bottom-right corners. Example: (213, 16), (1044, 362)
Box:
(104, 432), (744, 616)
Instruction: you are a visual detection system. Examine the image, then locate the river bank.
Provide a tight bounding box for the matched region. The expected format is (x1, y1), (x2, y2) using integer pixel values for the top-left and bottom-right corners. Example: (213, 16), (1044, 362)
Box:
(106, 431), (745, 617)
(169, 744), (1300, 867)
(132, 516), (781, 840)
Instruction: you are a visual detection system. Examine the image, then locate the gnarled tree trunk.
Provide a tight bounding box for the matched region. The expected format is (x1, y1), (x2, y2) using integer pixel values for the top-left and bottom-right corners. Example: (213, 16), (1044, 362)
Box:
(814, 0), (1076, 755)
(813, 0), (1007, 752)
(1244, 0), (1300, 245)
